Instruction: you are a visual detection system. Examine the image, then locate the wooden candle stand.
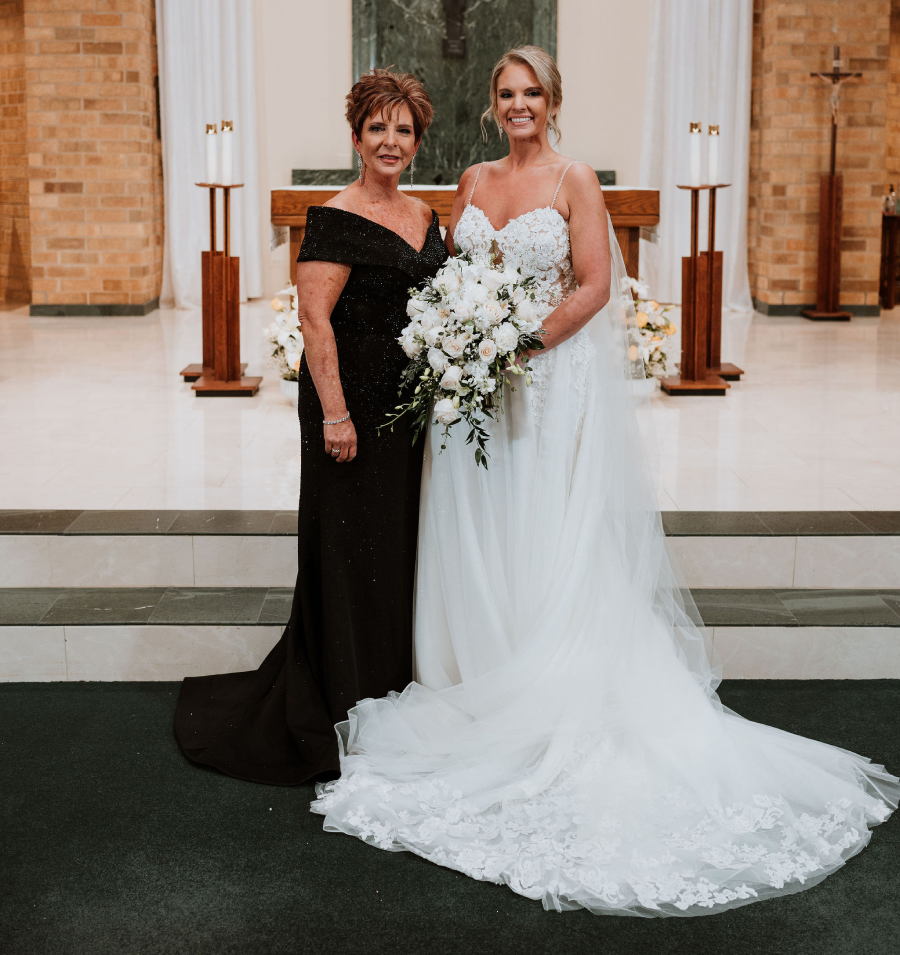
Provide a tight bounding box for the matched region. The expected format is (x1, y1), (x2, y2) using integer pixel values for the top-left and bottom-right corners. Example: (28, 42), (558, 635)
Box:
(180, 183), (262, 396)
(660, 184), (742, 396)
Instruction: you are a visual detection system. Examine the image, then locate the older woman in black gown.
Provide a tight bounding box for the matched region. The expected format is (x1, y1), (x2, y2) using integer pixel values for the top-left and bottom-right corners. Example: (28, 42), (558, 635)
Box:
(174, 70), (446, 785)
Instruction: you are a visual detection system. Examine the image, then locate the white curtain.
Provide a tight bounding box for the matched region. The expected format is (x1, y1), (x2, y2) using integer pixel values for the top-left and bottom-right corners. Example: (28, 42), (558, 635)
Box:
(156, 0), (262, 307)
(639, 0), (753, 312)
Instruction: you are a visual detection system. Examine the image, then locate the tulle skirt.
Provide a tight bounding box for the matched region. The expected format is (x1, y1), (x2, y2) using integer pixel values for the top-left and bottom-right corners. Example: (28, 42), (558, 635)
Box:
(311, 258), (897, 918)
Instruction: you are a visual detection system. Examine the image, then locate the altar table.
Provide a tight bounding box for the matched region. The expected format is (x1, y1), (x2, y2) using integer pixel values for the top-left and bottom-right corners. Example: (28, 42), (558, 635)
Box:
(271, 185), (659, 282)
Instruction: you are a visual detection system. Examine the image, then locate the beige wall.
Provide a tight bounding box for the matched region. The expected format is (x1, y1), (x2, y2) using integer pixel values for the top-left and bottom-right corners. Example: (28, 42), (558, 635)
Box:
(557, 0), (650, 186)
(253, 0), (650, 294)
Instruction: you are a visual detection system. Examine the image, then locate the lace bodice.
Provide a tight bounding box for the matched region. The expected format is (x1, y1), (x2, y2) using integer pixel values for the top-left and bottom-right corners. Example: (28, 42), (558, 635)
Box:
(454, 204), (577, 307)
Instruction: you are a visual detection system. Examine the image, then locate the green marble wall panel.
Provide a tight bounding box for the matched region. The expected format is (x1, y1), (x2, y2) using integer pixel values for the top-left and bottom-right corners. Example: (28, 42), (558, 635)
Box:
(349, 0), (558, 184)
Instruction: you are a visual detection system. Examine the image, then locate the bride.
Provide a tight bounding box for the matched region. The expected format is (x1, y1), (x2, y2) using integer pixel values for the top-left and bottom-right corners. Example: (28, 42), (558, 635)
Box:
(311, 46), (898, 916)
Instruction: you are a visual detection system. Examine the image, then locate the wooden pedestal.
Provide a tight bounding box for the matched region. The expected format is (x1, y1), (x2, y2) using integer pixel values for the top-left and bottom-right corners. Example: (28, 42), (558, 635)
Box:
(802, 173), (852, 321)
(660, 184), (731, 396)
(880, 213), (900, 309)
(180, 183), (262, 397)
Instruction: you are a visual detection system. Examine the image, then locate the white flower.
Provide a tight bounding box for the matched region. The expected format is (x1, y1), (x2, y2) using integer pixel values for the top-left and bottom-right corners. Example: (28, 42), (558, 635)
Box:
(284, 348), (303, 371)
(401, 334), (423, 358)
(406, 298), (425, 318)
(482, 300), (506, 324)
(441, 271), (461, 294)
(468, 283), (488, 305)
(443, 337), (466, 358)
(516, 299), (537, 323)
(428, 347), (449, 373)
(276, 329), (291, 347)
(440, 365), (463, 391)
(423, 326), (442, 347)
(419, 310), (441, 331)
(479, 268), (504, 292)
(478, 339), (498, 362)
(478, 376), (497, 394)
(453, 301), (475, 322)
(511, 286), (526, 305)
(493, 322), (519, 353)
(434, 398), (460, 424)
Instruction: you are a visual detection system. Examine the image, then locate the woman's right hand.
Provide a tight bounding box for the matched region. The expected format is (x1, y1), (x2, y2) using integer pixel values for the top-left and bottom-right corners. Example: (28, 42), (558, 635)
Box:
(324, 418), (357, 463)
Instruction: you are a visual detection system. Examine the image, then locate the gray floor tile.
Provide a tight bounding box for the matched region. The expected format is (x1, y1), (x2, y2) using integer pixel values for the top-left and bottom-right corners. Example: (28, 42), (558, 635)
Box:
(756, 511), (870, 535)
(41, 589), (166, 624)
(268, 511), (299, 536)
(259, 588), (294, 624)
(661, 512), (771, 536)
(0, 510), (83, 534)
(0, 588), (65, 625)
(149, 588), (268, 624)
(850, 512), (900, 534)
(65, 510), (181, 535)
(691, 589), (795, 626)
(167, 511), (277, 535)
(776, 589), (900, 627)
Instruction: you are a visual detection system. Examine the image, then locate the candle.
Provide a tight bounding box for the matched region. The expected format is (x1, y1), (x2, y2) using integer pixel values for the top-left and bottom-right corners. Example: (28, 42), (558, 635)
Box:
(689, 122), (702, 187)
(220, 120), (233, 185)
(205, 123), (218, 183)
(708, 125), (720, 186)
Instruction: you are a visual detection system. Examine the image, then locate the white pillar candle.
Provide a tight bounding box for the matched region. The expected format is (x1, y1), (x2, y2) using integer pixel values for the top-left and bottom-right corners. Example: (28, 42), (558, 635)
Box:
(689, 122), (702, 187)
(708, 125), (720, 186)
(220, 120), (234, 185)
(205, 123), (218, 183)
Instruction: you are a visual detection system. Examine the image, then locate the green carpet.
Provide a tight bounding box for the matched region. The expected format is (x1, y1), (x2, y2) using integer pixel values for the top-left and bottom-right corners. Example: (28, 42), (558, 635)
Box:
(1, 681), (898, 955)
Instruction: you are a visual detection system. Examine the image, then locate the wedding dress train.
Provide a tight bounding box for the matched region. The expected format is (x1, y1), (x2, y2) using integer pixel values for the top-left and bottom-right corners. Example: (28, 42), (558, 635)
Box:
(311, 173), (898, 916)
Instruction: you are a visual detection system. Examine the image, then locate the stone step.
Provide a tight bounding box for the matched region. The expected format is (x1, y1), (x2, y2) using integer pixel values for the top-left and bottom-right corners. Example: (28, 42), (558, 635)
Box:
(2, 510), (900, 590)
(1, 587), (898, 682)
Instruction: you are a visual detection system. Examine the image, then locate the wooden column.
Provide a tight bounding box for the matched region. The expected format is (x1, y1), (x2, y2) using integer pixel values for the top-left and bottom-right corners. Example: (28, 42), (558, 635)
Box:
(801, 174), (852, 321)
(180, 184), (261, 397)
(660, 184), (730, 396)
(704, 186), (743, 381)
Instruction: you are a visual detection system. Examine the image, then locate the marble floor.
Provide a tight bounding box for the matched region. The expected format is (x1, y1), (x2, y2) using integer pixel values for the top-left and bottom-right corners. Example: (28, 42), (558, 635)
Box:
(0, 302), (898, 511)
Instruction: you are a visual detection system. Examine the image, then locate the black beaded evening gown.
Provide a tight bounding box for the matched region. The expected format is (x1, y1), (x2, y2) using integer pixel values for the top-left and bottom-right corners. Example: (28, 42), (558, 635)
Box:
(174, 205), (447, 785)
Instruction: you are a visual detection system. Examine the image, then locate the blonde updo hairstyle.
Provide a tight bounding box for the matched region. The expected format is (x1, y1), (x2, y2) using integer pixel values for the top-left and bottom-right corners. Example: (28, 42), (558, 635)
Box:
(481, 45), (562, 141)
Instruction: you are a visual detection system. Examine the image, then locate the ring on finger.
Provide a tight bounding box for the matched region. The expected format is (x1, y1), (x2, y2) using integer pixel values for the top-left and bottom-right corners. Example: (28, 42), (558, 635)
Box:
(330, 448), (340, 455)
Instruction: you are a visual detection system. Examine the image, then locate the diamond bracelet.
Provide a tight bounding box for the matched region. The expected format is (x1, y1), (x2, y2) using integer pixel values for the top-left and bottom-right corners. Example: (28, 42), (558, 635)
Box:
(323, 413), (350, 426)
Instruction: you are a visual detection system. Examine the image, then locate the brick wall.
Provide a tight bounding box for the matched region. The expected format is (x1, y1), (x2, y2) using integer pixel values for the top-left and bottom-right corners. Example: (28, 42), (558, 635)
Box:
(0, 0), (31, 304)
(748, 0), (890, 315)
(24, 0), (163, 313)
(887, 1), (900, 181)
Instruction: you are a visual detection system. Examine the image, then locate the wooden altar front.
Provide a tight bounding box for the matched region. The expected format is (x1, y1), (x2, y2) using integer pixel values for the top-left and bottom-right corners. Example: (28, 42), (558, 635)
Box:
(270, 185), (660, 281)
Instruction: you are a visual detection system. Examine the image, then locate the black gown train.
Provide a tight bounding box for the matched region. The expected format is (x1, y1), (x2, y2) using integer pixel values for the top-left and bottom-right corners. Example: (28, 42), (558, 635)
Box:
(174, 205), (448, 785)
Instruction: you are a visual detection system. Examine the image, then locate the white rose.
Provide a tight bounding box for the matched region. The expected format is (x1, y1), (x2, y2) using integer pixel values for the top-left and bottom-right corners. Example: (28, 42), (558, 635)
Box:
(516, 299), (537, 323)
(423, 326), (443, 347)
(428, 347), (449, 373)
(407, 298), (425, 318)
(493, 322), (519, 353)
(468, 283), (488, 305)
(478, 339), (498, 362)
(441, 271), (461, 294)
(479, 269), (504, 292)
(419, 311), (440, 331)
(434, 397), (460, 425)
(483, 300), (505, 324)
(443, 337), (466, 358)
(453, 300), (474, 322)
(440, 365), (463, 391)
(401, 334), (423, 358)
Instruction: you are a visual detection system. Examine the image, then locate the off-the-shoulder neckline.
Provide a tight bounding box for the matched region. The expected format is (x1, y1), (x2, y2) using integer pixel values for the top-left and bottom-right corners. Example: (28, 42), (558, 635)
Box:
(312, 205), (439, 256)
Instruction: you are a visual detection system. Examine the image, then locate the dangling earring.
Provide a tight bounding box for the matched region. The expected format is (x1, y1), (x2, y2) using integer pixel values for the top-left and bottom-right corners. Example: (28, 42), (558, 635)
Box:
(409, 151), (416, 187)
(356, 151), (363, 185)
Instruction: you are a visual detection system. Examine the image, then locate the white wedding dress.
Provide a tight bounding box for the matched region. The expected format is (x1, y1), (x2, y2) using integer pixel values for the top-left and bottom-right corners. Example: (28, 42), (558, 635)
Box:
(311, 164), (898, 916)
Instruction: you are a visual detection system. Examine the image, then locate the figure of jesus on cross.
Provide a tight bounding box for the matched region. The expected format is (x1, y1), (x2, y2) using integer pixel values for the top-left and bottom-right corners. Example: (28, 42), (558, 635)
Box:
(811, 46), (862, 176)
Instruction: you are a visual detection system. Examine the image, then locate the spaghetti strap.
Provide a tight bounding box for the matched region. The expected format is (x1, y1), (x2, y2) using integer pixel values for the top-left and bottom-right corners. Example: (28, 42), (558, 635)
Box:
(550, 161), (579, 210)
(467, 163), (484, 205)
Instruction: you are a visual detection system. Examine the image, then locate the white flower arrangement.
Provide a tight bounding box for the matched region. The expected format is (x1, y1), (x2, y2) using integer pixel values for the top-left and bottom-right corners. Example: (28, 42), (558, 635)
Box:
(385, 247), (545, 468)
(262, 285), (303, 381)
(623, 277), (677, 378)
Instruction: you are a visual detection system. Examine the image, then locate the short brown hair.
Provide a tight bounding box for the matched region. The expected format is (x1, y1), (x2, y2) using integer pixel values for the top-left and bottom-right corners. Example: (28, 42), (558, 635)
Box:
(345, 68), (434, 141)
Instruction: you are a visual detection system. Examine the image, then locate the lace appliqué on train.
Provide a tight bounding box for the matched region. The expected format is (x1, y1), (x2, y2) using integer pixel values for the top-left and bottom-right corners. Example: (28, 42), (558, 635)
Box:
(315, 743), (889, 914)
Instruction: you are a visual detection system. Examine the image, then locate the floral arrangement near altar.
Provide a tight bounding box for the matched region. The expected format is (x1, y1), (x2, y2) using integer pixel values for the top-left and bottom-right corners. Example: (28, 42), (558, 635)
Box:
(263, 285), (303, 381)
(387, 251), (545, 468)
(624, 277), (677, 378)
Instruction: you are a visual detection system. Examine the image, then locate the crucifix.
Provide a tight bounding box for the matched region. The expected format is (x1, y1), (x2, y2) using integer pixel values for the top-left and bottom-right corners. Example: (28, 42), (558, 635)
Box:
(442, 0), (466, 58)
(802, 46), (863, 321)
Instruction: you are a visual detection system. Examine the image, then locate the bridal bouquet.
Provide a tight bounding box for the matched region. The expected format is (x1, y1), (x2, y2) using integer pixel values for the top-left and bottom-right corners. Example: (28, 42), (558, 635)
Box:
(623, 277), (677, 378)
(385, 250), (545, 468)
